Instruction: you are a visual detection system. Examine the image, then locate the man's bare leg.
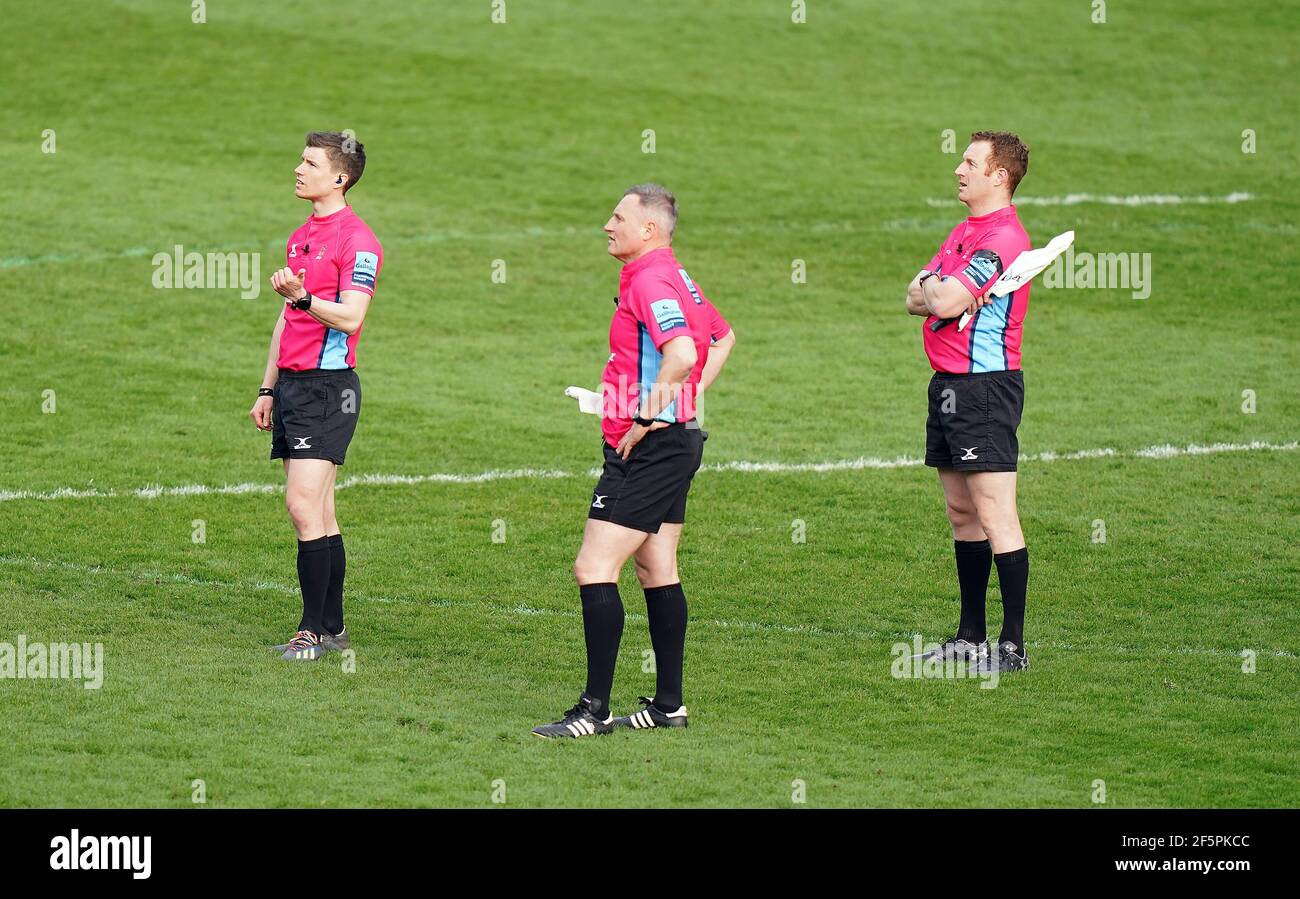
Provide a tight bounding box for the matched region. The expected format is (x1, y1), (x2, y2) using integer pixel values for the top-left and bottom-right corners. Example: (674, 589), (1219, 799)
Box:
(283, 458), (335, 648)
(967, 470), (1029, 665)
(567, 519), (651, 720)
(632, 524), (689, 716)
(318, 465), (348, 640)
(937, 469), (993, 652)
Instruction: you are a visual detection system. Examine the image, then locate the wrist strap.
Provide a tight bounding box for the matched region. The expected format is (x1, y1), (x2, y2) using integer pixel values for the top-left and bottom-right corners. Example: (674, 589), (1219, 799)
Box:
(258, 387), (274, 397)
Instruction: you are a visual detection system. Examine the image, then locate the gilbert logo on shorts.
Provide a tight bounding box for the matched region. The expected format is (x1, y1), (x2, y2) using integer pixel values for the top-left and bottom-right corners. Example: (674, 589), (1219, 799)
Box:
(49, 830), (152, 880)
(591, 494), (607, 509)
(293, 437), (313, 450)
(960, 447), (979, 461)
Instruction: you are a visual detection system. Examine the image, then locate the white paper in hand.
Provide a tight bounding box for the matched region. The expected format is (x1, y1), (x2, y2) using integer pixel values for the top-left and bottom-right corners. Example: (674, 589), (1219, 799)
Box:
(957, 230), (1075, 332)
(564, 386), (602, 415)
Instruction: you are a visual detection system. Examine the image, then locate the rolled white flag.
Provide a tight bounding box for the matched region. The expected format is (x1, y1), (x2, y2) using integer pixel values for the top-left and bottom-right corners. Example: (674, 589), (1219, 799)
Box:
(957, 230), (1075, 332)
(564, 385), (602, 415)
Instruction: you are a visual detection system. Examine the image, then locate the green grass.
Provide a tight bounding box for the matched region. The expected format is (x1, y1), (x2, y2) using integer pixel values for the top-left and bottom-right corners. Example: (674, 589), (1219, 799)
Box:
(1, 0), (1297, 807)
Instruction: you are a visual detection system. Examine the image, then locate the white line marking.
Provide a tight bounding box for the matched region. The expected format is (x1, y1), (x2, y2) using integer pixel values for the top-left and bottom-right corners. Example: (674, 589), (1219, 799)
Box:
(0, 191), (1256, 269)
(0, 554), (1292, 662)
(2, 441), (1295, 504)
(926, 192), (1253, 207)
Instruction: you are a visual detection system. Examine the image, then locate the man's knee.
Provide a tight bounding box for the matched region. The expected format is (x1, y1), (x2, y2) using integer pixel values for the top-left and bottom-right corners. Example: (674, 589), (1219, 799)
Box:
(975, 503), (1019, 539)
(945, 497), (978, 529)
(634, 556), (676, 588)
(574, 554), (610, 585)
(285, 491), (322, 527)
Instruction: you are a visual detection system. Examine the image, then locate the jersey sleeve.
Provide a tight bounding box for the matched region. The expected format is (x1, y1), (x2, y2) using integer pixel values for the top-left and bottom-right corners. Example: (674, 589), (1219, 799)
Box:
(339, 230), (383, 297)
(949, 227), (1026, 301)
(705, 299), (732, 344)
(626, 274), (694, 350)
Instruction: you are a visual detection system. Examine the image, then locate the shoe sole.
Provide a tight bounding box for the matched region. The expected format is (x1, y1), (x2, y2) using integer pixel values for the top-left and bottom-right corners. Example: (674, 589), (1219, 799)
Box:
(281, 651), (327, 661)
(614, 717), (688, 730)
(970, 659), (1029, 675)
(270, 638), (349, 654)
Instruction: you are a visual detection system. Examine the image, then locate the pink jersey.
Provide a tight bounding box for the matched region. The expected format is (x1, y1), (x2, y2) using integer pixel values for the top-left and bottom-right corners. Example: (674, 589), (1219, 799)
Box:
(600, 247), (732, 447)
(921, 204), (1030, 374)
(277, 205), (383, 371)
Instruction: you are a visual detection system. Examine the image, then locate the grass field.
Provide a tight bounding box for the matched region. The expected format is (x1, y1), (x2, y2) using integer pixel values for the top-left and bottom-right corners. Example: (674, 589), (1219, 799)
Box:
(2, 0), (1297, 808)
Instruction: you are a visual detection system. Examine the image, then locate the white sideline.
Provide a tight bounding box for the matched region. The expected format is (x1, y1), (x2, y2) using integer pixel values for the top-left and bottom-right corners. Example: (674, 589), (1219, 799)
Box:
(926, 192), (1253, 207)
(1, 554), (1292, 662)
(0, 441), (1295, 504)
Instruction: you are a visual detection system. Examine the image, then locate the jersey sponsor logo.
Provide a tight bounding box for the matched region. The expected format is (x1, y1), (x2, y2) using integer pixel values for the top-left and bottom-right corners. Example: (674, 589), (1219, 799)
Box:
(351, 251), (378, 288)
(288, 243), (299, 258)
(650, 298), (687, 333)
(678, 268), (704, 304)
(962, 250), (1002, 289)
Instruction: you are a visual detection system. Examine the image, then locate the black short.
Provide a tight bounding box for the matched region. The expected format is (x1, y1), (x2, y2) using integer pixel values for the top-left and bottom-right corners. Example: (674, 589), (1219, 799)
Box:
(271, 368), (362, 465)
(587, 422), (706, 534)
(925, 369), (1023, 472)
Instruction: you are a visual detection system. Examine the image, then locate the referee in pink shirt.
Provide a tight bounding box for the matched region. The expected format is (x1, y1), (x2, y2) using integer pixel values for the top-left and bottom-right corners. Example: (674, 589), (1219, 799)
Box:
(533, 184), (737, 738)
(905, 131), (1033, 674)
(248, 131), (384, 662)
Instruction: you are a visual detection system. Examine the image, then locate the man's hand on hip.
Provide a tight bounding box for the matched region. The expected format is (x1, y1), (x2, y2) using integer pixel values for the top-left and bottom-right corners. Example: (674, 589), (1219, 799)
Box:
(616, 420), (671, 460)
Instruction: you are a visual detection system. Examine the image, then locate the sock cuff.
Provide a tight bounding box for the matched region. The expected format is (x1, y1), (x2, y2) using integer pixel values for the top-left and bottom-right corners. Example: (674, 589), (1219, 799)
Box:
(643, 582), (684, 601)
(298, 536), (330, 553)
(579, 582), (621, 607)
(954, 539), (992, 554)
(995, 546), (1029, 564)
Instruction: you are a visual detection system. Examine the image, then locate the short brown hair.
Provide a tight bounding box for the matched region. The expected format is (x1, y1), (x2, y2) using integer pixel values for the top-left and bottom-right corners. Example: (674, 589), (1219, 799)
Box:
(970, 131), (1029, 195)
(306, 130), (366, 193)
(624, 183), (678, 238)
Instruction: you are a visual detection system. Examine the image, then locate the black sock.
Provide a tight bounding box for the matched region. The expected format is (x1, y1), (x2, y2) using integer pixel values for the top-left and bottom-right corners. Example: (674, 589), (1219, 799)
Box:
(994, 547), (1029, 648)
(579, 582), (624, 719)
(644, 582), (688, 711)
(295, 536), (331, 636)
(321, 533), (346, 636)
(954, 539), (992, 642)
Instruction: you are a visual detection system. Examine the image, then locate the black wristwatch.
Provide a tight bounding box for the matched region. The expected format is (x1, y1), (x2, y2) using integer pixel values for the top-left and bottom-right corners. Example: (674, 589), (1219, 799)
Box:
(291, 293), (313, 311)
(258, 387), (274, 398)
(633, 415), (657, 427)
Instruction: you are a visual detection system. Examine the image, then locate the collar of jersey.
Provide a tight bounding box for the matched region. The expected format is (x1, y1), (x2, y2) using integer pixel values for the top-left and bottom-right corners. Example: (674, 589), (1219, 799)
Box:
(309, 205), (354, 225)
(620, 245), (676, 277)
(965, 203), (1017, 226)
